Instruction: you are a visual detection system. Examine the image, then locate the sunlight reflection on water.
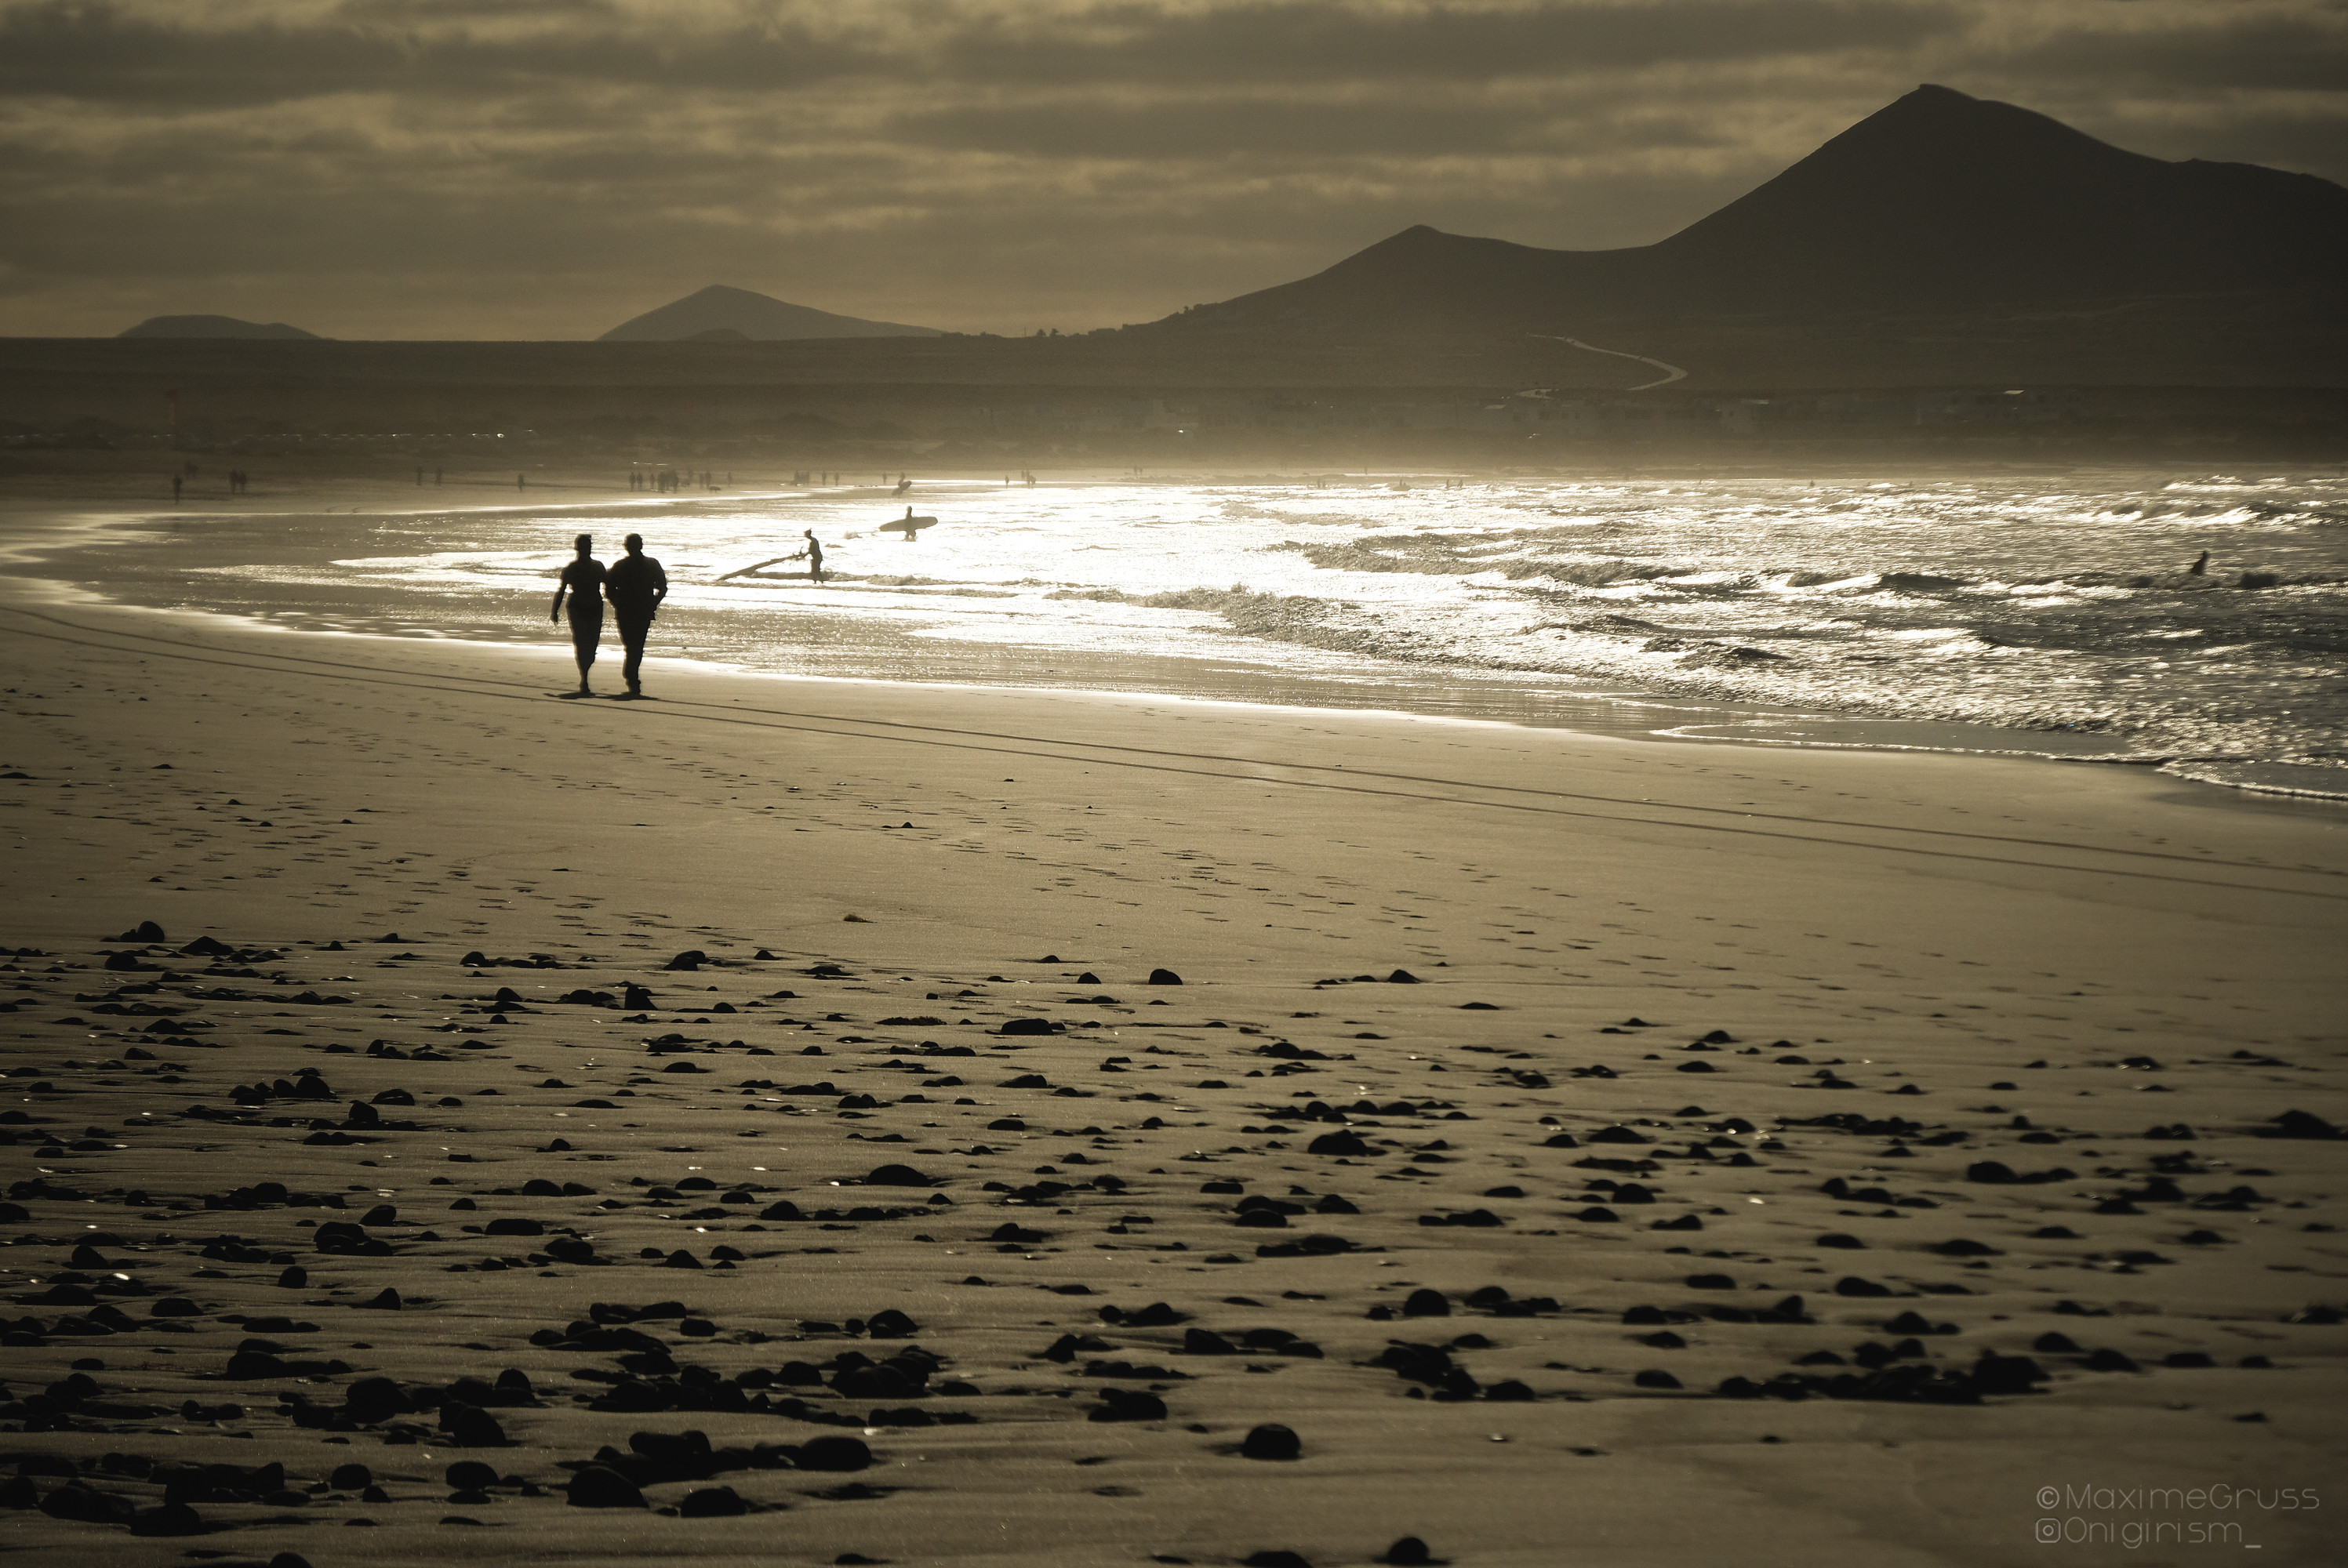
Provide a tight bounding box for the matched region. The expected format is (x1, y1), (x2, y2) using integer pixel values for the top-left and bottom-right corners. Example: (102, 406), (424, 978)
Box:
(54, 469), (2348, 797)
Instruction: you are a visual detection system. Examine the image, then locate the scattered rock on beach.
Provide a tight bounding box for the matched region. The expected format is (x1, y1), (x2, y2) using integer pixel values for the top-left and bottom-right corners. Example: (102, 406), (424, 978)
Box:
(565, 1466), (646, 1508)
(1241, 1423), (1303, 1460)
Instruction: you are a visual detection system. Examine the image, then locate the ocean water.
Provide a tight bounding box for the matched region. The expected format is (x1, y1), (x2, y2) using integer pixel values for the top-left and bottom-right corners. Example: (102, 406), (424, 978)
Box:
(45, 470), (2348, 799)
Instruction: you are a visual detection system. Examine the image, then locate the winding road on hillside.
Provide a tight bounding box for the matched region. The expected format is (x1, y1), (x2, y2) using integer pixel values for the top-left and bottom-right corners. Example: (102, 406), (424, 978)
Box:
(1537, 334), (1688, 390)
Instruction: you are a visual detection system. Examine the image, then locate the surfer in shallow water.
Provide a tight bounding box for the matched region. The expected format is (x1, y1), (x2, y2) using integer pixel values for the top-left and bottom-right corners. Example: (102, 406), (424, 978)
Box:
(787, 530), (826, 584)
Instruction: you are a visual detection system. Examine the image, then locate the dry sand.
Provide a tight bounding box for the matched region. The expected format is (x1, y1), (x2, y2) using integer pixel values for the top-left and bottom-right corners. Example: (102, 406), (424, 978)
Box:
(2, 503), (2345, 1568)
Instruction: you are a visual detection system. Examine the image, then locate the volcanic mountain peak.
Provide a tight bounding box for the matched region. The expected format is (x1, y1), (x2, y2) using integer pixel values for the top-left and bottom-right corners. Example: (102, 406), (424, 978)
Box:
(1166, 84), (2348, 330)
(599, 285), (940, 342)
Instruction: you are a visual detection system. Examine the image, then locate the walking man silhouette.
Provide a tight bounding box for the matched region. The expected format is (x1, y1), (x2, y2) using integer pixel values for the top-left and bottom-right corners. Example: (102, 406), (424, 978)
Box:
(550, 533), (607, 696)
(605, 532), (668, 698)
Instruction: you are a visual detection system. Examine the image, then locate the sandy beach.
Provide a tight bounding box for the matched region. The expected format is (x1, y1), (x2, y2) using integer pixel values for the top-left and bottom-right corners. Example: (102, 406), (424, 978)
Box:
(3, 492), (2344, 1567)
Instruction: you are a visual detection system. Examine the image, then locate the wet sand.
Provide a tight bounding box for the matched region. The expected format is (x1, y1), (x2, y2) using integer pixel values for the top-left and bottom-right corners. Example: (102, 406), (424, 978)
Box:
(2, 511), (2345, 1567)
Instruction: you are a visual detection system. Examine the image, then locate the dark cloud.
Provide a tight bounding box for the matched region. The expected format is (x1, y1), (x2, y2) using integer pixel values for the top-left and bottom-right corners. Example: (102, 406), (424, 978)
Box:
(933, 0), (1963, 85)
(0, 0), (2339, 336)
(0, 0), (1959, 107)
(2002, 13), (2348, 95)
(2000, 11), (2348, 93)
(890, 98), (1536, 161)
(0, 1), (867, 107)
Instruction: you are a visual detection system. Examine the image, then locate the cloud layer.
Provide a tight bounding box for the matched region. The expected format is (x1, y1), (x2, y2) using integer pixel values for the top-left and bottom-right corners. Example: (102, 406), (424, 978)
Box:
(2, 0), (2341, 337)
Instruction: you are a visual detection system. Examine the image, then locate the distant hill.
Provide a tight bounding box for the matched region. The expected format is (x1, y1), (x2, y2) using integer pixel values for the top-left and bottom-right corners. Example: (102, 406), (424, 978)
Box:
(600, 285), (940, 342)
(119, 314), (324, 340)
(1164, 85), (2348, 333)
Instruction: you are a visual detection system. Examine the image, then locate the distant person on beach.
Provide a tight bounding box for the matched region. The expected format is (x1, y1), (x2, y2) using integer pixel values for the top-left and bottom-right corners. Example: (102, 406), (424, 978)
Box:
(787, 529), (826, 584)
(171, 474), (182, 503)
(550, 533), (607, 695)
(605, 532), (668, 699)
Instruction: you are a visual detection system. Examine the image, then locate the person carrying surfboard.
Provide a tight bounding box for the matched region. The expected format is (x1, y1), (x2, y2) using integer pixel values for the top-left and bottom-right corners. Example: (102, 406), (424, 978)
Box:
(881, 506), (940, 539)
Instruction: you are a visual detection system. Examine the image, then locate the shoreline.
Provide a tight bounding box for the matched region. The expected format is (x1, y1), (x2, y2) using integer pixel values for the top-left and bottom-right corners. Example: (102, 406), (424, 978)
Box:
(18, 483), (2334, 807)
(9, 578), (2345, 898)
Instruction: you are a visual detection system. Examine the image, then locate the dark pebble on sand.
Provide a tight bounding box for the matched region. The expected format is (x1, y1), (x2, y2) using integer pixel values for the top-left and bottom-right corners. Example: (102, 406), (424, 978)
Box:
(795, 1436), (874, 1472)
(442, 1405), (506, 1446)
(680, 1485), (748, 1516)
(1089, 1388), (1169, 1422)
(344, 1377), (412, 1423)
(1307, 1131), (1375, 1156)
(445, 1461), (496, 1490)
(2266, 1110), (2340, 1140)
(565, 1466), (648, 1508)
(1381, 1539), (1435, 1566)
(1241, 1424), (1302, 1461)
(129, 1502), (205, 1536)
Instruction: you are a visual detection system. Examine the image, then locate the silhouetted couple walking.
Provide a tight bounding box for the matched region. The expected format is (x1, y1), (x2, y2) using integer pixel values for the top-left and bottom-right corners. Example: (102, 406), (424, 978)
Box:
(551, 532), (667, 698)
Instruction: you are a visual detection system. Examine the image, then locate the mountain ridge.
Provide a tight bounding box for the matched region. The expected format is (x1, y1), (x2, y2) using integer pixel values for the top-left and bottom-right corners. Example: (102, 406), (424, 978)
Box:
(1158, 85), (2348, 334)
(119, 314), (324, 340)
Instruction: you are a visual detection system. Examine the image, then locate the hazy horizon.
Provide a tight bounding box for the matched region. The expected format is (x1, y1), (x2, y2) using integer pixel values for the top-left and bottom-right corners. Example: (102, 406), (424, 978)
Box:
(2, 0), (2343, 341)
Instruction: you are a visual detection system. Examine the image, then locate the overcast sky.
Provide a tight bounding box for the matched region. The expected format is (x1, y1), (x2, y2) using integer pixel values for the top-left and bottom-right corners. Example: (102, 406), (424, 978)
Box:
(2, 0), (2340, 339)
